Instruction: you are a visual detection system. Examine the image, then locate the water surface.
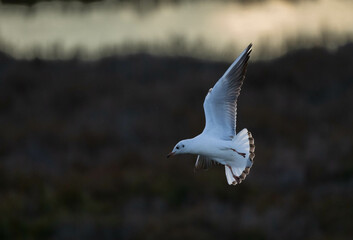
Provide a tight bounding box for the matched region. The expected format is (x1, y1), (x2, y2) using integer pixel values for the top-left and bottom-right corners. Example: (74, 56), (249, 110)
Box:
(1, 0), (353, 60)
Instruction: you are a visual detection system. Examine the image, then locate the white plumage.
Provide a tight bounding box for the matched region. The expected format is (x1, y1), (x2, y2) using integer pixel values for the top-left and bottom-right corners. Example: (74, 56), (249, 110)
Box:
(167, 44), (255, 186)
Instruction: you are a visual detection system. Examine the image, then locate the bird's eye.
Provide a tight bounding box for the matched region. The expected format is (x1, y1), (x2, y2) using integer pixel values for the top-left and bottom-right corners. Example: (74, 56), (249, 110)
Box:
(176, 146), (179, 150)
(182, 144), (185, 148)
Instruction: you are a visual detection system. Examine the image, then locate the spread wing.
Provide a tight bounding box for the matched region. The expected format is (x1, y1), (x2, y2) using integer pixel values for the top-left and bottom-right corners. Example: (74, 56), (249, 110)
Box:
(202, 44), (252, 140)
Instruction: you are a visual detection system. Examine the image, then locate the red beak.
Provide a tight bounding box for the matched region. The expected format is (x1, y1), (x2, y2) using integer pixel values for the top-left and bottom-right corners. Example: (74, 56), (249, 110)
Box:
(167, 152), (175, 158)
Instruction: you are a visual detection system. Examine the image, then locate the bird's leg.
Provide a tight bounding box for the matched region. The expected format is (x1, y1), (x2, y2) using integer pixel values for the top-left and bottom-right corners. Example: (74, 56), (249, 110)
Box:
(230, 148), (246, 158)
(226, 164), (240, 183)
(220, 147), (246, 158)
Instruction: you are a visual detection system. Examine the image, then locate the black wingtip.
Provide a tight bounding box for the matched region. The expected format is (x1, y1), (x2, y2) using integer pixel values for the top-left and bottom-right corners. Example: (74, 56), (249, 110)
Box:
(246, 43), (253, 55)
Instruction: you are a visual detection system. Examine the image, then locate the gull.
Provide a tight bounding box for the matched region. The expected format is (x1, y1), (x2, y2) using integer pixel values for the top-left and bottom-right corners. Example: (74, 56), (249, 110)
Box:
(167, 44), (255, 185)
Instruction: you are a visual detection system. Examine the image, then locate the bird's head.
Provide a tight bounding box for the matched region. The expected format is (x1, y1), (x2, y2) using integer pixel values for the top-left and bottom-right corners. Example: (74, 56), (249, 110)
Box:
(167, 140), (188, 158)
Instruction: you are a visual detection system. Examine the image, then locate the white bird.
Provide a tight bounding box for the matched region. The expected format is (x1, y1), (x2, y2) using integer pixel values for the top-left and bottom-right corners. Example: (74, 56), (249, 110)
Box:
(167, 44), (255, 185)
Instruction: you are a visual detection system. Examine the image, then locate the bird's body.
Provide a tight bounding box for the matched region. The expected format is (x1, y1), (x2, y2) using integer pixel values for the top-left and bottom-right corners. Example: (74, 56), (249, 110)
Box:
(168, 44), (255, 186)
(179, 135), (245, 165)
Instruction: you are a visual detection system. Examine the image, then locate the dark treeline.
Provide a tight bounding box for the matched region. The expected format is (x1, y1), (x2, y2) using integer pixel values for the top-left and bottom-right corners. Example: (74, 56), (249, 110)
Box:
(0, 43), (352, 239)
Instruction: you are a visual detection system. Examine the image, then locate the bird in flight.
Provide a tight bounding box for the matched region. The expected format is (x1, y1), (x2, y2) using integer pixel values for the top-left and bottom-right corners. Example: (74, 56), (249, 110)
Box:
(167, 44), (255, 185)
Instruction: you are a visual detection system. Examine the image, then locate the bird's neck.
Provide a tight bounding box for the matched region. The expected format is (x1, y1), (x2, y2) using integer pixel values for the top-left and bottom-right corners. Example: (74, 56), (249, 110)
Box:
(183, 136), (204, 155)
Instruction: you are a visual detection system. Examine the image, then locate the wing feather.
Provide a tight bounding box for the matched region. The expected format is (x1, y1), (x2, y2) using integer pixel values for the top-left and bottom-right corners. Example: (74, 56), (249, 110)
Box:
(202, 44), (252, 140)
(194, 155), (220, 170)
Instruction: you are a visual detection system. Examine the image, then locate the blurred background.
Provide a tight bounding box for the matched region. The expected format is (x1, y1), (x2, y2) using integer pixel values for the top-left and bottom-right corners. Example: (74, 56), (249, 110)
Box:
(0, 0), (353, 239)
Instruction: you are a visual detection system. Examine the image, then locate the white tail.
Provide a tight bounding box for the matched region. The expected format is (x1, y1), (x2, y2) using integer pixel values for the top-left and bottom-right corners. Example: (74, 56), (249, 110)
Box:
(225, 128), (255, 185)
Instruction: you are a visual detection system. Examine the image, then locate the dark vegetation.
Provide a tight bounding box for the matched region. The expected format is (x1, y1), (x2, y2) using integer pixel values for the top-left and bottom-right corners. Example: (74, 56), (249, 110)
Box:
(0, 43), (352, 239)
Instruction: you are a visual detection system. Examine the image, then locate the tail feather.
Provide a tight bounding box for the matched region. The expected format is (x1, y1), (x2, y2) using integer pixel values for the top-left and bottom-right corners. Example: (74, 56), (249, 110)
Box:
(225, 167), (234, 184)
(248, 131), (255, 161)
(225, 128), (255, 185)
